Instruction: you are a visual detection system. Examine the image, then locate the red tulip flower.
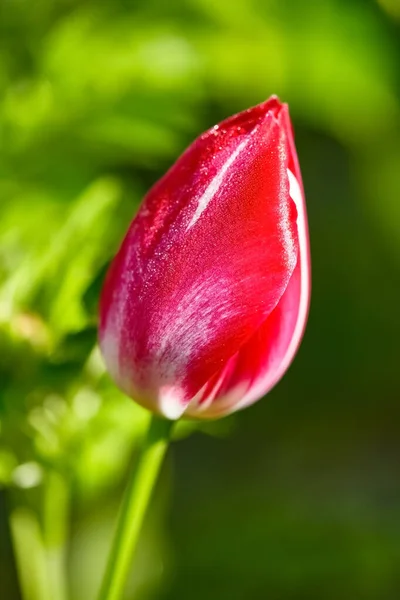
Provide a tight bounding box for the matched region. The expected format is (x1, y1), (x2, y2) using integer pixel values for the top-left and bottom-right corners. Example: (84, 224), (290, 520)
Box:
(99, 96), (310, 419)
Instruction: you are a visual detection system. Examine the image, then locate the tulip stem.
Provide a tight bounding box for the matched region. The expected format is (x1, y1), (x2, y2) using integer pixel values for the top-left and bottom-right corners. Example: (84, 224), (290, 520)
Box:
(98, 414), (174, 600)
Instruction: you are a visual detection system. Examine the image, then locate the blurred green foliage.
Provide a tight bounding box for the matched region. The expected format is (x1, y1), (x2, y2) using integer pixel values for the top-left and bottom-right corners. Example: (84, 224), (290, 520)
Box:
(1, 0), (400, 599)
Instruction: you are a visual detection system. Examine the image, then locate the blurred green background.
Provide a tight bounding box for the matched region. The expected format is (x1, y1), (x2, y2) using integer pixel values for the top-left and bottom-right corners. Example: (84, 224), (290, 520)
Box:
(1, 0), (400, 599)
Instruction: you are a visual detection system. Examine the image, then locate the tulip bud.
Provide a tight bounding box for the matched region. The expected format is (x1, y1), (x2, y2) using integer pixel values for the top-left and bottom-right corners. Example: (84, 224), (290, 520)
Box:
(99, 97), (310, 419)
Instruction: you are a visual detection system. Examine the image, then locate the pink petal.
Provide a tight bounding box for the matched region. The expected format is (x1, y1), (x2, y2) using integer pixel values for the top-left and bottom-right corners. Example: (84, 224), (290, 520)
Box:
(99, 98), (309, 419)
(185, 108), (310, 418)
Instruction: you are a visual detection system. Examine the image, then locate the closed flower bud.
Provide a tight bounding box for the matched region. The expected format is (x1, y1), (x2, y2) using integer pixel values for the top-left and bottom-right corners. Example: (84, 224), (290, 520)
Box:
(99, 97), (310, 419)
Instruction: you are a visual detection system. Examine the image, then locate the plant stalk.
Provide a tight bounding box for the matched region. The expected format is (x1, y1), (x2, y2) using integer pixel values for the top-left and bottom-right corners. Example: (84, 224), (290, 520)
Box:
(43, 470), (70, 600)
(98, 414), (174, 600)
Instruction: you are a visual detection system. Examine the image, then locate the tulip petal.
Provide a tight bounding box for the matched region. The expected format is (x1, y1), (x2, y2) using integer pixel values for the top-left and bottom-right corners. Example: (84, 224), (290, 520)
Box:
(100, 98), (302, 419)
(185, 161), (310, 418)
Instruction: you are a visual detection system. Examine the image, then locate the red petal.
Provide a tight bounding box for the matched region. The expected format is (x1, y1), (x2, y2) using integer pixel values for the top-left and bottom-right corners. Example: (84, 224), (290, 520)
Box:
(100, 98), (302, 418)
(186, 114), (310, 418)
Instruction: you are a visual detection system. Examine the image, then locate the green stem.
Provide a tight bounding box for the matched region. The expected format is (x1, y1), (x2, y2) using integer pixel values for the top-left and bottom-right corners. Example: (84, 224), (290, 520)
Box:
(9, 506), (53, 600)
(43, 470), (70, 600)
(98, 415), (174, 600)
